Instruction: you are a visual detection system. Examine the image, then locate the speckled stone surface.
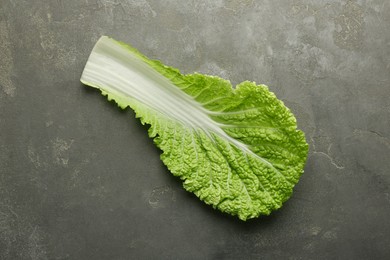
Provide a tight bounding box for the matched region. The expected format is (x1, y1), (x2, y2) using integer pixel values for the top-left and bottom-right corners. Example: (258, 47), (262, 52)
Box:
(0, 0), (389, 259)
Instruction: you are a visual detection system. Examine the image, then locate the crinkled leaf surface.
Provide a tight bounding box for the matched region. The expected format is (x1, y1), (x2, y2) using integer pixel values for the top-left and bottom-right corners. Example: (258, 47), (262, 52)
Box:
(81, 36), (309, 220)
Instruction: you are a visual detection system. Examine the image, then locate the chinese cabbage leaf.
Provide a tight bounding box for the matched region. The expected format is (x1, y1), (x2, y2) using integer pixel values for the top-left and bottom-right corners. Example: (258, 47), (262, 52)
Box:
(80, 36), (308, 220)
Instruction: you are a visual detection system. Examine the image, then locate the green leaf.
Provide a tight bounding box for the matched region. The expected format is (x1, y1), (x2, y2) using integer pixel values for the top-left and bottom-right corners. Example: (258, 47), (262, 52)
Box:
(81, 36), (309, 220)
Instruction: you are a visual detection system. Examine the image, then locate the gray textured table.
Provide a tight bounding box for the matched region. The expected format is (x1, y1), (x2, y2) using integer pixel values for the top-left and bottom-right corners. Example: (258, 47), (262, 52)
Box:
(1, 0), (389, 259)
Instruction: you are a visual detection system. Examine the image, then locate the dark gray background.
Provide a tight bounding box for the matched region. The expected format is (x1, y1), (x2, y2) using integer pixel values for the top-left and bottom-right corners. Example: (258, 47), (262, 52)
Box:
(1, 0), (389, 259)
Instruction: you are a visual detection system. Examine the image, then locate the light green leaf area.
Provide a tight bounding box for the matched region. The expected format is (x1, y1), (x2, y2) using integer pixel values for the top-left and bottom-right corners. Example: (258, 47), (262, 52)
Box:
(81, 36), (309, 220)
